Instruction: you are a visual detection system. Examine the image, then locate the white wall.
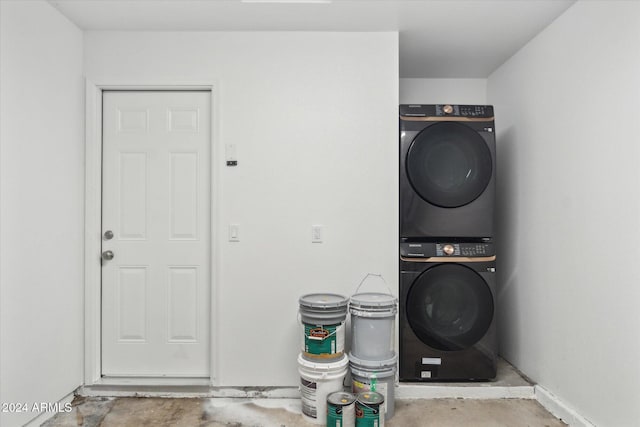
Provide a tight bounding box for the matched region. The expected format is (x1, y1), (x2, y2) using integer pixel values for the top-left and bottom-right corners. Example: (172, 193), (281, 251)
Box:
(84, 31), (399, 386)
(0, 2), (84, 426)
(399, 78), (486, 105)
(487, 1), (640, 426)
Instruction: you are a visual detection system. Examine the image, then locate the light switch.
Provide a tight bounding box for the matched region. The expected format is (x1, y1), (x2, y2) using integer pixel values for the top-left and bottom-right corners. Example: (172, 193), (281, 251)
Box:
(229, 224), (240, 242)
(312, 225), (323, 243)
(225, 144), (237, 166)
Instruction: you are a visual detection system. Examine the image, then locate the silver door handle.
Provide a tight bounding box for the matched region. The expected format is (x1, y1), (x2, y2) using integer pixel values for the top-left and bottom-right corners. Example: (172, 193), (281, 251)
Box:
(102, 250), (114, 261)
(104, 230), (114, 240)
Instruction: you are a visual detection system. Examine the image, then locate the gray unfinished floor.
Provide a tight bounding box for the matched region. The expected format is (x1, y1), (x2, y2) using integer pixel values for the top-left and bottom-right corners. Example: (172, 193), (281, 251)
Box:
(43, 361), (565, 426)
(43, 396), (565, 427)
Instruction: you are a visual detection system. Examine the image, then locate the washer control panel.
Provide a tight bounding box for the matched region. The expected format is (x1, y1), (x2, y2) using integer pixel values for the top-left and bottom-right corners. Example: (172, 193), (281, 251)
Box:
(400, 104), (494, 118)
(400, 242), (494, 258)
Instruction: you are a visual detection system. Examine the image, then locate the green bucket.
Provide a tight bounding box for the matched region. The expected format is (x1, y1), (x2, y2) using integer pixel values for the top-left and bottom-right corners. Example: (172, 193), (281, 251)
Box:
(356, 391), (385, 427)
(299, 293), (348, 361)
(327, 391), (356, 427)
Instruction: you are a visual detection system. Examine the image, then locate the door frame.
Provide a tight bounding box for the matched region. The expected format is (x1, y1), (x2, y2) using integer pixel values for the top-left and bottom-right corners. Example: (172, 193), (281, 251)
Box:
(83, 80), (220, 387)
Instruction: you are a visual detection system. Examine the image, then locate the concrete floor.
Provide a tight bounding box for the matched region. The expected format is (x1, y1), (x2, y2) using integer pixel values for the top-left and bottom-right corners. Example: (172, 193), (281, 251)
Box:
(42, 396), (566, 427)
(42, 360), (564, 426)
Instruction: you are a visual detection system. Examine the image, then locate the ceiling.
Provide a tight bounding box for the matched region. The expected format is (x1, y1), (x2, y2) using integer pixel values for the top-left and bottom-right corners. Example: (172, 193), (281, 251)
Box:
(48, 0), (576, 78)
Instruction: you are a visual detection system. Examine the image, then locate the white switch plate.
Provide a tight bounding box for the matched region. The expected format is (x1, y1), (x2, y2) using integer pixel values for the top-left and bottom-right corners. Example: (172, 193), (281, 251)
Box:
(225, 144), (238, 166)
(229, 224), (240, 242)
(311, 225), (323, 243)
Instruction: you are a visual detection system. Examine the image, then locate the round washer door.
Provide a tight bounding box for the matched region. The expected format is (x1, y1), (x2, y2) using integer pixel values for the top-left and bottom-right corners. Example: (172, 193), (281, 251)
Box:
(406, 122), (492, 208)
(407, 264), (494, 351)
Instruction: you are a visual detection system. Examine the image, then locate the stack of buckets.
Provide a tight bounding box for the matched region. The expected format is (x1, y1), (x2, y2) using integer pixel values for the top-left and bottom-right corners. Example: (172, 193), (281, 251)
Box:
(349, 280), (398, 422)
(298, 293), (350, 424)
(298, 274), (398, 426)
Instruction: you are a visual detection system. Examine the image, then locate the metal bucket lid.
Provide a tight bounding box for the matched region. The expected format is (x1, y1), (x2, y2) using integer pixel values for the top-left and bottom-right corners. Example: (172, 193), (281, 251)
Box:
(348, 352), (397, 371)
(299, 293), (348, 310)
(350, 292), (397, 312)
(297, 353), (349, 371)
(327, 391), (356, 406)
(357, 391), (385, 405)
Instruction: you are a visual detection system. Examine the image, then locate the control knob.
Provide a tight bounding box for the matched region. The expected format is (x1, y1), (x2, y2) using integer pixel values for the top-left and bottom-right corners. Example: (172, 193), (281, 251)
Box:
(443, 104), (454, 114)
(443, 244), (455, 256)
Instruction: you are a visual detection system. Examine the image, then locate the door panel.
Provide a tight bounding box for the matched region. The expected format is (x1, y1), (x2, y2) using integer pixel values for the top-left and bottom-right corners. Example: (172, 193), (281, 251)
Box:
(117, 267), (147, 342)
(102, 91), (211, 377)
(119, 152), (147, 239)
(170, 153), (199, 240)
(167, 267), (199, 342)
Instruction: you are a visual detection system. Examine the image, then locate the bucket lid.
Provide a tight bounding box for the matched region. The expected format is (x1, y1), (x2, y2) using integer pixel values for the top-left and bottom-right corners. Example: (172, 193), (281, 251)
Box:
(297, 353), (349, 371)
(350, 292), (397, 314)
(357, 391), (385, 405)
(327, 391), (356, 406)
(299, 293), (348, 309)
(348, 352), (397, 370)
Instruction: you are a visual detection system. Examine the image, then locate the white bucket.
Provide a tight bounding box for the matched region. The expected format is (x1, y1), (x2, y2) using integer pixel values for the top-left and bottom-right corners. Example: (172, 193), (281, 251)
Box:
(298, 353), (349, 425)
(349, 352), (397, 420)
(349, 292), (397, 360)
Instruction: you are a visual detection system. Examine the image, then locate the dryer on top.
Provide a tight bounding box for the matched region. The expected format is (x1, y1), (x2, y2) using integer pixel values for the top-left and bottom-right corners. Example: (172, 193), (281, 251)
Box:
(400, 104), (496, 239)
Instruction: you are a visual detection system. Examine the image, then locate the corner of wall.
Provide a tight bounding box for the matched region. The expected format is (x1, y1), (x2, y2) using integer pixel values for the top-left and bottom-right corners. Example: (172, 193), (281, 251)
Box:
(0, 1), (85, 425)
(535, 386), (595, 427)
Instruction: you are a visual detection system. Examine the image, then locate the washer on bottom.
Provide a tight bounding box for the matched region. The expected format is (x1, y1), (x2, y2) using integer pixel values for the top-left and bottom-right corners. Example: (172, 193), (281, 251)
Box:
(399, 241), (497, 381)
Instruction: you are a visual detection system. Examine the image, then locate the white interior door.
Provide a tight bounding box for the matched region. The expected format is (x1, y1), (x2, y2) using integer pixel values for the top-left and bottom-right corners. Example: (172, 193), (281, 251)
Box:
(101, 91), (211, 377)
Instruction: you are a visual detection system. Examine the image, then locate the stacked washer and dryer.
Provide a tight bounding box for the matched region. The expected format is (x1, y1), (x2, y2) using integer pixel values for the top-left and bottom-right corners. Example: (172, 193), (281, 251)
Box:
(399, 104), (497, 381)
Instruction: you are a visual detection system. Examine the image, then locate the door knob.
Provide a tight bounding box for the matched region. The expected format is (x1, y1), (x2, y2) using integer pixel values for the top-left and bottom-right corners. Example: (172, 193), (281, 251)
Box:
(104, 230), (114, 240)
(102, 250), (114, 261)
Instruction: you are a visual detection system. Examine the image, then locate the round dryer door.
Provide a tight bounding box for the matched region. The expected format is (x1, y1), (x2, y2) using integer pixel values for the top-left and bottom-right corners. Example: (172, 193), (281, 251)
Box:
(407, 264), (494, 351)
(406, 122), (492, 208)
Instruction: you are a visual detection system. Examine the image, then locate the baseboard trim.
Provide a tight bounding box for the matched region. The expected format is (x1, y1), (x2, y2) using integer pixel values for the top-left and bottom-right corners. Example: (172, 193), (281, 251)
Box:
(79, 385), (300, 399)
(535, 385), (595, 427)
(81, 383), (536, 400)
(81, 384), (537, 400)
(396, 384), (535, 399)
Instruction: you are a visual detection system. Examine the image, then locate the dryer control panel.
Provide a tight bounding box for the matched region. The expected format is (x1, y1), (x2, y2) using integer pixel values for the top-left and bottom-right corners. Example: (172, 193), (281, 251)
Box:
(400, 241), (494, 258)
(400, 104), (494, 118)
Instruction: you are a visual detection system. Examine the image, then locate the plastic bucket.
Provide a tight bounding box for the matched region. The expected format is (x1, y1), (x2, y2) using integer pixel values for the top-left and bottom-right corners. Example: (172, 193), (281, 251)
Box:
(298, 353), (349, 424)
(349, 353), (397, 420)
(355, 391), (385, 427)
(327, 391), (356, 427)
(349, 292), (397, 360)
(299, 293), (349, 361)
